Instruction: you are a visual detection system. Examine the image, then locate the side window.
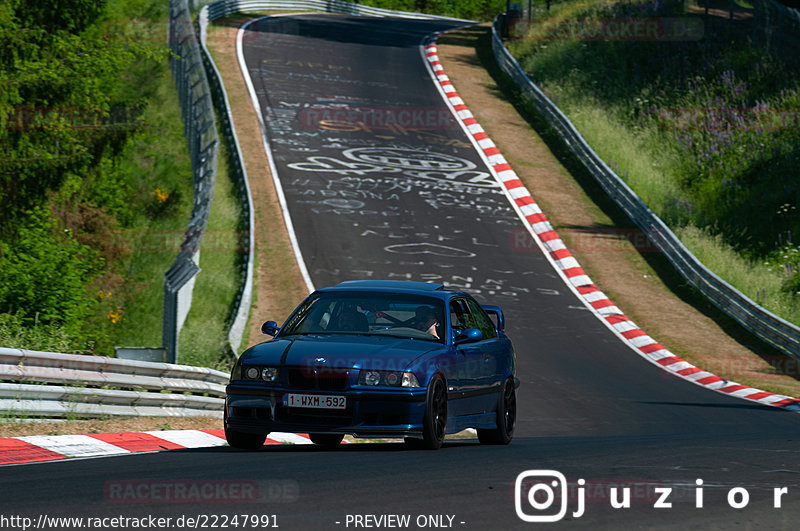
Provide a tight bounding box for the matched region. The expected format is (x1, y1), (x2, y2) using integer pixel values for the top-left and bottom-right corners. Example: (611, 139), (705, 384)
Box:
(465, 299), (498, 340)
(449, 300), (470, 335)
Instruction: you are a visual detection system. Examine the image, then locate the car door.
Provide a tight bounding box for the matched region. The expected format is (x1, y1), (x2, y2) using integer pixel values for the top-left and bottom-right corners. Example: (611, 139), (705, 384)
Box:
(451, 297), (502, 416)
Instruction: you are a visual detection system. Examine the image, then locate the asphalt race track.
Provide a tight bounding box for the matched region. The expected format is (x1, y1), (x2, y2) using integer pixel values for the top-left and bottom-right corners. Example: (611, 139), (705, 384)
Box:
(3, 14), (800, 530)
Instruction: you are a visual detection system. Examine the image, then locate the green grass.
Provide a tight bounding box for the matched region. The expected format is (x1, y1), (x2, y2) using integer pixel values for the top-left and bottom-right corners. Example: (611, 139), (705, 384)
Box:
(505, 0), (800, 327)
(0, 1), (245, 367)
(110, 5), (243, 370)
(177, 140), (243, 371)
(112, 58), (194, 349)
(0, 313), (76, 353)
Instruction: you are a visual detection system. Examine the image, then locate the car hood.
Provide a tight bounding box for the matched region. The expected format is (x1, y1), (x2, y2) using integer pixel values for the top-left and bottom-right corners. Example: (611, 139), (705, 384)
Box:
(240, 334), (441, 371)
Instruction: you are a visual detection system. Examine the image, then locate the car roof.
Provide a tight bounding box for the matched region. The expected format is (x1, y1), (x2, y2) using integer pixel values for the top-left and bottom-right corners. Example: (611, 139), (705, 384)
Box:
(319, 280), (451, 298)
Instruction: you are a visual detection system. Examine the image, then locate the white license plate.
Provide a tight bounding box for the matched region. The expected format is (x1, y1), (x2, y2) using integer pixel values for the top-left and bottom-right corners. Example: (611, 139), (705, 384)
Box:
(283, 393), (346, 409)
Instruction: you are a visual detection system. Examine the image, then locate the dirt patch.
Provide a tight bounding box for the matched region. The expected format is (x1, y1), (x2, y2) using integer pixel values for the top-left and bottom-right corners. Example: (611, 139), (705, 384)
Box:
(0, 416), (220, 438)
(206, 17), (310, 350)
(436, 25), (800, 398)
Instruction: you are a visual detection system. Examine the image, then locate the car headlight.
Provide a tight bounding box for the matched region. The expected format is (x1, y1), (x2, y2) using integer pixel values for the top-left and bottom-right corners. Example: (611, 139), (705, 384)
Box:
(401, 372), (421, 388)
(261, 367), (279, 382)
(242, 366), (280, 382)
(362, 370), (381, 386)
(359, 370), (421, 388)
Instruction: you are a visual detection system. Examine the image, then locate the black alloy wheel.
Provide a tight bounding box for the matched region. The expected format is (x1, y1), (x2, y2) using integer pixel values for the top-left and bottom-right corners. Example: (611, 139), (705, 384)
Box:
(477, 377), (516, 445)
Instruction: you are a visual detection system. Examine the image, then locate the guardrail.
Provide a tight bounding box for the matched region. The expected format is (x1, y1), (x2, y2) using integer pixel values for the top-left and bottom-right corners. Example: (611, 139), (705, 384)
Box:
(204, 0), (472, 21)
(755, 0), (800, 55)
(197, 7), (255, 357)
(490, 14), (800, 360)
(0, 347), (227, 419)
(165, 0), (219, 363)
(0, 0), (472, 423)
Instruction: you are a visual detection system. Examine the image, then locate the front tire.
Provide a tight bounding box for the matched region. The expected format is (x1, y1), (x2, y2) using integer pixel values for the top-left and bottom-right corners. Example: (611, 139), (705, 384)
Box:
(417, 375), (447, 450)
(309, 433), (344, 449)
(224, 408), (267, 450)
(477, 377), (516, 445)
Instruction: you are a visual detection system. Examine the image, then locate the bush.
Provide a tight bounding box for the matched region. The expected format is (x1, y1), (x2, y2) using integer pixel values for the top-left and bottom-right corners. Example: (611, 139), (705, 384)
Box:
(358, 0), (507, 20)
(0, 208), (103, 329)
(509, 0), (800, 304)
(0, 312), (78, 354)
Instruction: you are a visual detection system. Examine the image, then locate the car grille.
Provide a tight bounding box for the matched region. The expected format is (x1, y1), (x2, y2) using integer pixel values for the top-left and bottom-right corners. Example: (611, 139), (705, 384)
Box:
(286, 367), (350, 391)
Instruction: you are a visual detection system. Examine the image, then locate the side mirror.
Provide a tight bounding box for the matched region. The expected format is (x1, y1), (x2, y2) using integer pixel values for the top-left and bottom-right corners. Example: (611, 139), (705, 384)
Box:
(455, 328), (483, 344)
(261, 320), (279, 337)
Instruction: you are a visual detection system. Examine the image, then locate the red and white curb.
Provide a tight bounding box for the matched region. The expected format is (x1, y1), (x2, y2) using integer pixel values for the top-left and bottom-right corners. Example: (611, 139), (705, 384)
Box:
(422, 35), (800, 411)
(0, 430), (315, 466)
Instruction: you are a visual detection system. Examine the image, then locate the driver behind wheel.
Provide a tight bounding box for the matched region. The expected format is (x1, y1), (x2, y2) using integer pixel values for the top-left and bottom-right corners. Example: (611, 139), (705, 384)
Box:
(413, 306), (440, 339)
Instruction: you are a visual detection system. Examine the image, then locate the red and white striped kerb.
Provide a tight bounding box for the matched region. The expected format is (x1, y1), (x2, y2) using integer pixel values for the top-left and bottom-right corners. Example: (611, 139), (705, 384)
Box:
(0, 430), (316, 466)
(423, 34), (800, 411)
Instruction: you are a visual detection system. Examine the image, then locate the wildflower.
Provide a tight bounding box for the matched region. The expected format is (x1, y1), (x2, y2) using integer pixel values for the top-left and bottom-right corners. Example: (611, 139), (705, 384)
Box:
(154, 188), (170, 204)
(107, 307), (123, 324)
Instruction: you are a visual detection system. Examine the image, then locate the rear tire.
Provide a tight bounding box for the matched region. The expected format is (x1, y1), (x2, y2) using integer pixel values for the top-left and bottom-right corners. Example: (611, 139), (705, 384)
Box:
(418, 376), (447, 450)
(309, 433), (344, 449)
(477, 377), (516, 445)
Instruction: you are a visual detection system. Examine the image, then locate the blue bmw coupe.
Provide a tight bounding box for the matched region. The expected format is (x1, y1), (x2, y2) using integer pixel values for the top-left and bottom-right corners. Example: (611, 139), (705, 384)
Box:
(224, 280), (518, 450)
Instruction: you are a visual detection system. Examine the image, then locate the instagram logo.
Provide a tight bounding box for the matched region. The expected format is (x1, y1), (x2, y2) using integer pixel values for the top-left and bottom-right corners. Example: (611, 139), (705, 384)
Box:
(515, 470), (583, 522)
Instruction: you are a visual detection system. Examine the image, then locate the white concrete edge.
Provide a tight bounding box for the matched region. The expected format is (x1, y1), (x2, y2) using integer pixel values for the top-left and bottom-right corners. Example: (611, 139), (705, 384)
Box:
(199, 5), (256, 355)
(237, 15), (317, 295)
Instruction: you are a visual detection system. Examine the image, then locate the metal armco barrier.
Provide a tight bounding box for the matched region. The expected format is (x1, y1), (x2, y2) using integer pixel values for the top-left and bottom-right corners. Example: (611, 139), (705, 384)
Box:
(754, 0), (800, 54)
(197, 6), (255, 357)
(165, 0), (219, 363)
(490, 15), (800, 360)
(204, 0), (472, 21)
(0, 347), (227, 419)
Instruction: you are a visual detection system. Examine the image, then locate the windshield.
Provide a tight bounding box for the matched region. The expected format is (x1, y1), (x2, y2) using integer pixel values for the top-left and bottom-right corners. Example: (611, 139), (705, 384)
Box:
(280, 292), (446, 343)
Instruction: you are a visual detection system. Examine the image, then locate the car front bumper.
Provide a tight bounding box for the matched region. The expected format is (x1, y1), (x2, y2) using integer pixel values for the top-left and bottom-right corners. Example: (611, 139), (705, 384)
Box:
(225, 383), (428, 438)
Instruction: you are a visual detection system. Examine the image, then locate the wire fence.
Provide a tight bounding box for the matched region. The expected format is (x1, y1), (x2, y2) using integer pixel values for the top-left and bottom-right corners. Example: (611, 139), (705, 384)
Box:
(165, 0), (219, 363)
(491, 14), (800, 360)
(197, 7), (255, 357)
(204, 0), (472, 20)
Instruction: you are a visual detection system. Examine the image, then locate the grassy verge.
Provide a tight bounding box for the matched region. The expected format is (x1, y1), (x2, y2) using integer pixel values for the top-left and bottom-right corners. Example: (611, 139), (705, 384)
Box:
(0, 416), (219, 438)
(505, 0), (800, 327)
(112, 59), (193, 349)
(178, 139), (243, 371)
(439, 23), (800, 396)
(111, 3), (243, 370)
